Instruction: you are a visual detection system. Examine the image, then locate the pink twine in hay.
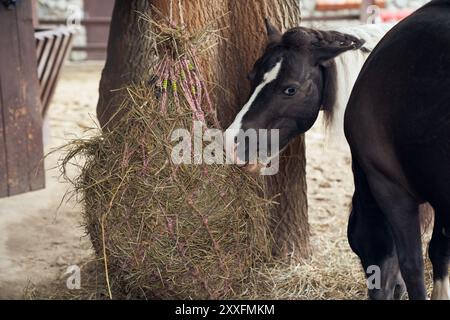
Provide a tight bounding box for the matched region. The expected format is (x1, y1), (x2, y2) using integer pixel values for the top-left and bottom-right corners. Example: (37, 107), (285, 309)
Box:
(166, 216), (175, 237)
(151, 51), (218, 126)
(178, 59), (205, 123)
(121, 142), (133, 168)
(189, 49), (220, 128)
(169, 65), (181, 112)
(159, 59), (170, 115)
(180, 55), (202, 106)
(176, 61), (205, 122)
(191, 63), (203, 104)
(185, 62), (206, 122)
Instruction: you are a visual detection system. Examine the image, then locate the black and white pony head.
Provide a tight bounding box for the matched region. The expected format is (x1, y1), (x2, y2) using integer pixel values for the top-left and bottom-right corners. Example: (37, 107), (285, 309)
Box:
(225, 20), (366, 173)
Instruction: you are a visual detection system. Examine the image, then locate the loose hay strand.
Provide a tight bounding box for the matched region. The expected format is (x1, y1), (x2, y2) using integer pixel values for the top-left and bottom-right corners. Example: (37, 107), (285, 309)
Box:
(101, 166), (132, 299)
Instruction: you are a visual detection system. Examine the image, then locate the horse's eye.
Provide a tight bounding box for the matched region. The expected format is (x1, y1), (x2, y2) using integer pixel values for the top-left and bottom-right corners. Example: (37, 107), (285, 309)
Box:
(284, 87), (297, 96)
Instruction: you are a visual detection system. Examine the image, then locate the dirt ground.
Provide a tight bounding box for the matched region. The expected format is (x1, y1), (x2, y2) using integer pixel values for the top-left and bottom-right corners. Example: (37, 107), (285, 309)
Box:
(0, 62), (359, 299)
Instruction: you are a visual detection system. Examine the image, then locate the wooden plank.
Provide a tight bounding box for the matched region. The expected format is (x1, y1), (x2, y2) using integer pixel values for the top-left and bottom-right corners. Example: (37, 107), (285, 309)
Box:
(0, 4), (30, 196)
(34, 27), (74, 116)
(315, 0), (385, 11)
(40, 17), (112, 24)
(37, 36), (54, 82)
(31, 0), (38, 27)
(302, 14), (360, 21)
(36, 36), (45, 62)
(0, 2), (44, 197)
(16, 1), (45, 191)
(40, 35), (62, 104)
(84, 0), (114, 60)
(0, 71), (8, 197)
(73, 43), (108, 51)
(39, 16), (110, 57)
(41, 32), (72, 116)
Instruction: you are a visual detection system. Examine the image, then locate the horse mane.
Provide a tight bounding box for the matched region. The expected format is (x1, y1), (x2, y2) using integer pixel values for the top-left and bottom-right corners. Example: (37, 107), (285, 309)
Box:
(321, 60), (338, 128)
(318, 23), (396, 142)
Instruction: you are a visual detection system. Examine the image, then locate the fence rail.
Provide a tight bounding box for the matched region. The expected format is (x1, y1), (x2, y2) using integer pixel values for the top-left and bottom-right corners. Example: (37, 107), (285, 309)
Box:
(35, 27), (74, 116)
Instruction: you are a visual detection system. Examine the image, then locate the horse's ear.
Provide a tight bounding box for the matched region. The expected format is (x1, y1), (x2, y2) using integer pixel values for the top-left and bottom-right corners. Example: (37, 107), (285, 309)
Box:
(312, 30), (365, 66)
(265, 18), (282, 45)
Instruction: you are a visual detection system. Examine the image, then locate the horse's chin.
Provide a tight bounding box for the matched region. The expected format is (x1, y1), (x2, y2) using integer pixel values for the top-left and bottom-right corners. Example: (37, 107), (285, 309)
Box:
(240, 162), (266, 176)
(239, 146), (289, 176)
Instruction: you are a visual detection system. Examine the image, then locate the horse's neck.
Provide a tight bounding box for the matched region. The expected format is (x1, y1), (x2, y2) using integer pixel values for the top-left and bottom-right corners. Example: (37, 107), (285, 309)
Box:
(326, 23), (396, 145)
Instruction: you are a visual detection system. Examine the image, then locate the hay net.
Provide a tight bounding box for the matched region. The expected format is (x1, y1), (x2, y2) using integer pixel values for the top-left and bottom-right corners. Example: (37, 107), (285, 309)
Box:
(62, 13), (274, 299)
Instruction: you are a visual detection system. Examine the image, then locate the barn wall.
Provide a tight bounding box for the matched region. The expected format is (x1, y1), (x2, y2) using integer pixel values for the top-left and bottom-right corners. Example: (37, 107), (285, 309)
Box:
(37, 0), (113, 60)
(84, 0), (114, 60)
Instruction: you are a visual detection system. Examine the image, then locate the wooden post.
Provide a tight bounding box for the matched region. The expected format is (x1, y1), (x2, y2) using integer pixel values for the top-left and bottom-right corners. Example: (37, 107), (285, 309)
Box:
(31, 0), (38, 27)
(0, 1), (45, 198)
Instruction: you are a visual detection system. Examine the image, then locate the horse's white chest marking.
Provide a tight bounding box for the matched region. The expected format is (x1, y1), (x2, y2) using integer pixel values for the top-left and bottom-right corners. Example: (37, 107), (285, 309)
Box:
(431, 277), (450, 300)
(226, 60), (283, 134)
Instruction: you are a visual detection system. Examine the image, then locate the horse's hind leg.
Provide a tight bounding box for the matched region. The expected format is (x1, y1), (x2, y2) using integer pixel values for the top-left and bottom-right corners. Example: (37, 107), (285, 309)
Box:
(348, 160), (406, 300)
(365, 168), (427, 300)
(429, 210), (450, 300)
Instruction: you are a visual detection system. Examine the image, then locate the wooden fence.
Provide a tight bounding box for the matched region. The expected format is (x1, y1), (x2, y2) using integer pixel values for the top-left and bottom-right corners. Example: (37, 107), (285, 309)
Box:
(35, 27), (74, 116)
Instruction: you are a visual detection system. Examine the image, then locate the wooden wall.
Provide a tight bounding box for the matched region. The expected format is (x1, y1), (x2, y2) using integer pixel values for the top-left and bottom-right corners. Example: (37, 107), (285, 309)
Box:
(84, 0), (114, 60)
(0, 1), (45, 198)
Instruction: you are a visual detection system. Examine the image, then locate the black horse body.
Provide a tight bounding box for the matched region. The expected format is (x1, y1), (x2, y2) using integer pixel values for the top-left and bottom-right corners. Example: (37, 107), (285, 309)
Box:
(345, 0), (450, 300)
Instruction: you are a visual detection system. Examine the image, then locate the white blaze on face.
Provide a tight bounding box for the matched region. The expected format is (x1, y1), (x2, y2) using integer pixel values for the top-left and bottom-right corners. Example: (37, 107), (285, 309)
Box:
(431, 277), (450, 300)
(225, 59), (283, 162)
